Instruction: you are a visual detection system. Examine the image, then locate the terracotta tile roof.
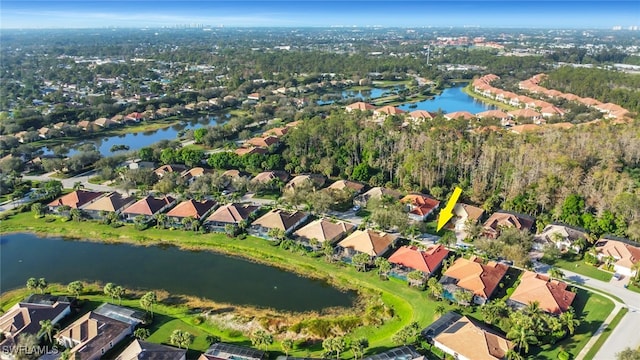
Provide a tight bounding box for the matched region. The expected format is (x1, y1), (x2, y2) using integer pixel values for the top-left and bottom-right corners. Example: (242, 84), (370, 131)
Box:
(433, 314), (513, 360)
(409, 110), (436, 120)
(444, 111), (475, 120)
(476, 110), (510, 119)
(509, 124), (541, 134)
(375, 106), (406, 116)
(122, 196), (176, 216)
(180, 167), (210, 180)
(346, 102), (376, 111)
(263, 127), (289, 137)
(294, 218), (355, 244)
(509, 271), (576, 315)
(221, 169), (242, 178)
(443, 257), (508, 299)
(166, 199), (217, 219)
(154, 164), (187, 177)
(483, 211), (535, 235)
(596, 238), (640, 271)
(252, 209), (308, 232)
(48, 190), (104, 209)
(453, 203), (485, 222)
(250, 171), (290, 183)
(560, 93), (581, 101)
(338, 230), (398, 257)
(115, 339), (186, 360)
(508, 108), (541, 119)
(285, 174), (326, 191)
(82, 192), (135, 212)
(205, 203), (259, 224)
(579, 97), (602, 106)
(285, 120), (303, 128)
(327, 180), (365, 193)
(547, 122), (574, 130)
(388, 244), (449, 273)
(401, 194), (441, 216)
(246, 136), (279, 148)
(235, 147), (268, 156)
(540, 106), (566, 117)
(360, 187), (402, 201)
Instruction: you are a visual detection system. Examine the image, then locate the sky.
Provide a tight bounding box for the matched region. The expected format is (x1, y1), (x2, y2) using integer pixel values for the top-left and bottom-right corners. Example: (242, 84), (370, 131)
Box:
(1, 1), (639, 29)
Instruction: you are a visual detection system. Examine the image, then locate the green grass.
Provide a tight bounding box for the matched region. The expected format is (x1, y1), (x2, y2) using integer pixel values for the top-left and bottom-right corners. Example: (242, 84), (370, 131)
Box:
(0, 213), (615, 359)
(582, 307), (628, 360)
(627, 281), (640, 294)
(533, 288), (614, 359)
(554, 257), (613, 282)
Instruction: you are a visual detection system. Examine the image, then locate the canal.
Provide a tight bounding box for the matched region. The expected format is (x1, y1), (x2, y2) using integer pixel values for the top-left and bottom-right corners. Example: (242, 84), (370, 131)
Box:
(0, 233), (356, 312)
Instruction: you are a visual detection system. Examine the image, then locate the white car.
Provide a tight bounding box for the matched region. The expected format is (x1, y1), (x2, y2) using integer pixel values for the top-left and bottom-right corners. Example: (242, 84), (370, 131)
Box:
(351, 205), (361, 212)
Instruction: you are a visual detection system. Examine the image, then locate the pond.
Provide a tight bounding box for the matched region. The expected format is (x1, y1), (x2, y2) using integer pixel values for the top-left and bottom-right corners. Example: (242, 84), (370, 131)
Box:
(0, 233), (356, 312)
(42, 114), (230, 157)
(398, 83), (496, 114)
(317, 86), (403, 105)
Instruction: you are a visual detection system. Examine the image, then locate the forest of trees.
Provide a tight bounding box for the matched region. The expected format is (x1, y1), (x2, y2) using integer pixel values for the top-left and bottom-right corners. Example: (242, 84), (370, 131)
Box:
(282, 111), (640, 240)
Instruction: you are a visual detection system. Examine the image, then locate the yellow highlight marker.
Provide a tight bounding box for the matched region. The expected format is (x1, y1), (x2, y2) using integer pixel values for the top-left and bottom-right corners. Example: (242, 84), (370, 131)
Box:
(436, 186), (462, 232)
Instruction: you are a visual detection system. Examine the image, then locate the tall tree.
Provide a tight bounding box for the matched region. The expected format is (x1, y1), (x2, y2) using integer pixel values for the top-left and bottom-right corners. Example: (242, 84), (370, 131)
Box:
(67, 281), (84, 297)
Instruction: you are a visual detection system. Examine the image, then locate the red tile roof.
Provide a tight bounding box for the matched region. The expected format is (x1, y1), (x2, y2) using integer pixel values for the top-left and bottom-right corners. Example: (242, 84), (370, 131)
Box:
(388, 245), (450, 274)
(401, 194), (441, 216)
(122, 196), (176, 216)
(48, 190), (104, 209)
(444, 257), (508, 299)
(206, 203), (259, 224)
(509, 271), (576, 315)
(166, 199), (217, 219)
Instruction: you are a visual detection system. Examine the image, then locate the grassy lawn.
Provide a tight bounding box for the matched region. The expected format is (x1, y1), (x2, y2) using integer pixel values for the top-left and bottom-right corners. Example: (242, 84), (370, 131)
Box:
(582, 307), (628, 360)
(627, 281), (640, 294)
(554, 257), (613, 282)
(533, 288), (614, 359)
(0, 213), (615, 359)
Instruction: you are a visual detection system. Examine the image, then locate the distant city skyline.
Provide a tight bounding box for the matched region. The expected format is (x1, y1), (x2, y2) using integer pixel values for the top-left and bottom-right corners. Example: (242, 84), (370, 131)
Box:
(1, 1), (638, 30)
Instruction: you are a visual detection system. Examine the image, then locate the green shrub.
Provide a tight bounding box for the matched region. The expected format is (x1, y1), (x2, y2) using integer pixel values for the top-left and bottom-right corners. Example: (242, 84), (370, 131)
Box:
(228, 330), (243, 338)
(193, 315), (206, 325)
(558, 350), (570, 360)
(506, 288), (514, 296)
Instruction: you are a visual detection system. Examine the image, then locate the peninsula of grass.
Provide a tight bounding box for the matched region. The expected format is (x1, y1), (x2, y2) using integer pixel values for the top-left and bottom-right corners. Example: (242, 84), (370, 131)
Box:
(0, 212), (616, 359)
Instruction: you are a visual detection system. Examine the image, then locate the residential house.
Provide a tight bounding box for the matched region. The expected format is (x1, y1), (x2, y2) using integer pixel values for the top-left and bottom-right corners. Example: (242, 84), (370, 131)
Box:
(533, 223), (589, 252)
(38, 127), (52, 139)
(121, 196), (176, 222)
(262, 127), (289, 137)
(284, 174), (327, 192)
(337, 230), (398, 257)
(560, 93), (581, 102)
(92, 303), (145, 332)
(345, 102), (376, 113)
(180, 167), (211, 184)
(354, 186), (402, 207)
(327, 179), (365, 195)
(510, 95), (534, 108)
(246, 136), (279, 149)
(579, 97), (602, 107)
(247, 92), (261, 101)
(125, 112), (143, 122)
(250, 171), (290, 184)
(374, 106), (406, 118)
(540, 106), (566, 118)
(235, 147), (268, 156)
(115, 339), (186, 360)
(199, 343), (266, 360)
(443, 111), (474, 121)
(508, 108), (542, 123)
(507, 271), (576, 315)
(128, 159), (155, 170)
(110, 114), (125, 124)
(439, 256), (508, 305)
(388, 244), (450, 278)
(55, 311), (133, 360)
(77, 120), (92, 131)
(509, 124), (541, 134)
(204, 203), (260, 232)
(94, 117), (116, 128)
(81, 192), (136, 219)
(293, 218), (355, 246)
(476, 110), (511, 126)
(249, 209), (309, 237)
(452, 203), (485, 233)
(401, 194), (441, 222)
(165, 199), (217, 227)
(409, 110), (437, 122)
(595, 237), (640, 277)
(154, 164), (187, 178)
(483, 211), (535, 239)
(48, 190), (104, 212)
(422, 312), (513, 360)
(0, 297), (72, 351)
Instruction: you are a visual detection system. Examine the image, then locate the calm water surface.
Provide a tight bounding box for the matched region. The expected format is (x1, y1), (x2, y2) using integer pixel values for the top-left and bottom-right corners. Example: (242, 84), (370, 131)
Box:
(398, 84), (496, 114)
(0, 233), (355, 312)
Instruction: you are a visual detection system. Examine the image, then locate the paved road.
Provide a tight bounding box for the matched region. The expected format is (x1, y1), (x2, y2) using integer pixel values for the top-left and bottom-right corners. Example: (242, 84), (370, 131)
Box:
(560, 269), (640, 359)
(23, 170), (119, 193)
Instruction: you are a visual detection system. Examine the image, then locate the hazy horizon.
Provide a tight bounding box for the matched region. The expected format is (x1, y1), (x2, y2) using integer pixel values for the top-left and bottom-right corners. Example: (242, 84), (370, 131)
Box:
(1, 0), (638, 30)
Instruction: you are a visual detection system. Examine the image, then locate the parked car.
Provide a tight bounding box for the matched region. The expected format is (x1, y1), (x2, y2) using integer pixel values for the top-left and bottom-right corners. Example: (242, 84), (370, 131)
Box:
(351, 205), (361, 212)
(613, 273), (623, 281)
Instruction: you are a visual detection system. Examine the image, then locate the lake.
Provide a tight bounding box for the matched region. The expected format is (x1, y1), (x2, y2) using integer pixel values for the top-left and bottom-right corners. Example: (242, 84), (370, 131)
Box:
(398, 83), (495, 114)
(43, 114), (229, 157)
(0, 233), (356, 312)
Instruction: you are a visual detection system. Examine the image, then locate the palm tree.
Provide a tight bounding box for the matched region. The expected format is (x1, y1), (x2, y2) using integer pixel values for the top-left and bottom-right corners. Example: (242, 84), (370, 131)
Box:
(31, 203), (44, 218)
(170, 329), (194, 350)
(632, 262), (640, 283)
(37, 319), (55, 344)
(250, 329), (273, 351)
(407, 270), (426, 288)
(67, 281), (84, 297)
(73, 181), (84, 190)
(505, 349), (525, 360)
(113, 286), (126, 305)
(434, 304), (447, 320)
(104, 282), (116, 301)
(281, 338), (294, 357)
(352, 253), (371, 272)
(224, 224), (237, 237)
(427, 277), (443, 299)
(37, 278), (48, 294)
(559, 307), (580, 335)
(140, 291), (157, 317)
(507, 324), (538, 354)
(69, 208), (82, 222)
(181, 216), (193, 231)
(154, 213), (167, 229)
(134, 328), (150, 340)
(350, 337), (369, 360)
(26, 278), (38, 293)
(374, 257), (392, 279)
(549, 267), (565, 279)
